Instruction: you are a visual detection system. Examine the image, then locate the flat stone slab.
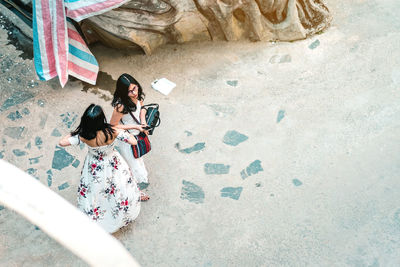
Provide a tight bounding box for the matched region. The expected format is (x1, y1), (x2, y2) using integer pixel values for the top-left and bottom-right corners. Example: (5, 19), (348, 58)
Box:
(0, 91), (34, 112)
(51, 146), (75, 171)
(223, 130), (248, 146)
(175, 142), (205, 154)
(220, 187), (243, 200)
(4, 127), (25, 139)
(241, 160), (263, 179)
(180, 180), (204, 204)
(204, 163), (230, 175)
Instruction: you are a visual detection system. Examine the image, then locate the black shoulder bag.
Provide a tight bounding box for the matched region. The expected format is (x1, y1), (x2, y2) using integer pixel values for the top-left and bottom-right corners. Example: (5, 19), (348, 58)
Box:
(142, 103), (160, 135)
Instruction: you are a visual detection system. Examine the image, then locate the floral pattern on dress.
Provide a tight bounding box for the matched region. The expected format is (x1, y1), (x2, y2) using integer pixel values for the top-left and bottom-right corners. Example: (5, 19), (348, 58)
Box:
(85, 206), (106, 221)
(123, 216), (133, 226)
(68, 131), (141, 233)
(116, 197), (130, 212)
(90, 162), (103, 176)
(78, 182), (90, 198)
(94, 151), (105, 161)
(110, 156), (119, 170)
(101, 177), (120, 201)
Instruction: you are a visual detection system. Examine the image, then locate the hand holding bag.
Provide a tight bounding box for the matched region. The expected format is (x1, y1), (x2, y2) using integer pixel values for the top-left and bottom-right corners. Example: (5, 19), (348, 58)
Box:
(142, 103), (160, 135)
(121, 110), (151, 158)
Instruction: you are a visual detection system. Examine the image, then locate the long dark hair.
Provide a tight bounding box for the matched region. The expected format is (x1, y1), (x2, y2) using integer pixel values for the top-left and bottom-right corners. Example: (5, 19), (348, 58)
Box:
(71, 104), (114, 144)
(111, 73), (145, 114)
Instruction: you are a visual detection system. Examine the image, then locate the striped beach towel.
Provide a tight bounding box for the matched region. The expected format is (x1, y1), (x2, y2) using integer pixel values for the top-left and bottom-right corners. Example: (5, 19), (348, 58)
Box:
(33, 0), (127, 87)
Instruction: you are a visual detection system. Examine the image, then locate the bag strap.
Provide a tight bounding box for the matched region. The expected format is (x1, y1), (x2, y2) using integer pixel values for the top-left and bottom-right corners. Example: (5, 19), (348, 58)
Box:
(155, 117), (161, 127)
(119, 105), (142, 135)
(122, 102), (141, 124)
(142, 103), (160, 128)
(128, 108), (151, 138)
(142, 103), (159, 110)
(128, 110), (141, 125)
(118, 103), (140, 125)
(120, 112), (139, 129)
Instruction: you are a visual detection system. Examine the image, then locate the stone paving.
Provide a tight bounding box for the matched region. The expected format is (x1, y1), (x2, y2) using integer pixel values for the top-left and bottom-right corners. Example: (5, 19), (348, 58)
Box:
(1, 0), (400, 266)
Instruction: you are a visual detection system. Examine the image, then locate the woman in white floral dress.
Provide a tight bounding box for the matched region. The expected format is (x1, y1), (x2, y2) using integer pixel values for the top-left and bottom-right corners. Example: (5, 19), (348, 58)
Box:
(59, 104), (148, 234)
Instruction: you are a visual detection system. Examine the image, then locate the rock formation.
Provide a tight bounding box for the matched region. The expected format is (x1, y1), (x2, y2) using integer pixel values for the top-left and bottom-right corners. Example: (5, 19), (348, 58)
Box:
(80, 0), (331, 54)
(7, 0), (331, 54)
(4, 1), (331, 54)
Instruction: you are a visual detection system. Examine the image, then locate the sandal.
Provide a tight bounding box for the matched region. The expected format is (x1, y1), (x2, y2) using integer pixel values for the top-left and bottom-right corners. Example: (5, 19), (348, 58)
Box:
(140, 191), (150, 202)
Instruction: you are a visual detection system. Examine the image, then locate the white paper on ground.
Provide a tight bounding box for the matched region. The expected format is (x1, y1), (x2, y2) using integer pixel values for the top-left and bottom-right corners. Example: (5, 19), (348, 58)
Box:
(151, 78), (176, 95)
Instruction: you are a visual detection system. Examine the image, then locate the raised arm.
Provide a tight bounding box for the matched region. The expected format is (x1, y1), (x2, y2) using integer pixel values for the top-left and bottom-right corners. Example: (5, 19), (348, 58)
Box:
(59, 134), (80, 147)
(139, 101), (147, 126)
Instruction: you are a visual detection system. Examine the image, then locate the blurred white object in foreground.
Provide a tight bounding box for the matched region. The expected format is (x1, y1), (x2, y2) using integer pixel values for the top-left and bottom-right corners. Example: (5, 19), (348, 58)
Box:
(151, 78), (176, 95)
(0, 159), (140, 267)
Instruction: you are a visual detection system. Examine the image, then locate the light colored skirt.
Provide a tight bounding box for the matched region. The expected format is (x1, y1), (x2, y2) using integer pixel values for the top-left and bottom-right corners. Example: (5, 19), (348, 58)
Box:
(117, 140), (149, 183)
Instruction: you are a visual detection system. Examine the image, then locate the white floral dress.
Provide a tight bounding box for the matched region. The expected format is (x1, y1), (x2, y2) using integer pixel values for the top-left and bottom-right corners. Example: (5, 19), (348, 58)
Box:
(68, 131), (141, 233)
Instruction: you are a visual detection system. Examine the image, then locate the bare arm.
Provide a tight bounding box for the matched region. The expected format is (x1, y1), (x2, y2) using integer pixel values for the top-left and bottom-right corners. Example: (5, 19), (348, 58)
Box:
(139, 101), (147, 126)
(110, 107), (143, 131)
(59, 134), (72, 147)
(114, 129), (137, 146)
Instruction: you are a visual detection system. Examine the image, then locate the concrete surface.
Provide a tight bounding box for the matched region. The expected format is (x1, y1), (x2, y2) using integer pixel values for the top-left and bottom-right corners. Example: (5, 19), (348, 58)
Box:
(1, 0), (400, 266)
(0, 2), (32, 39)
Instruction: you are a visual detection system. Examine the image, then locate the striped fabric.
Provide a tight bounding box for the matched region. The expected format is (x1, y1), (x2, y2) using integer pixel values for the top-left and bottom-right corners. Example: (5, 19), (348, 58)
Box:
(131, 133), (151, 159)
(33, 0), (127, 87)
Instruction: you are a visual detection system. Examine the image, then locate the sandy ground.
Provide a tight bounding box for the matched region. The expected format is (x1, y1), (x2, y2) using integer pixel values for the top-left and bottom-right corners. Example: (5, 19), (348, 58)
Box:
(1, 0), (400, 266)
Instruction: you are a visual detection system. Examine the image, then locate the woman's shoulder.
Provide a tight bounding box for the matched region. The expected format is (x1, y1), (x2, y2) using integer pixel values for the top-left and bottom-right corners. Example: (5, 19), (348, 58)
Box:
(93, 130), (117, 146)
(68, 134), (83, 146)
(111, 127), (121, 135)
(112, 128), (129, 141)
(113, 103), (125, 113)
